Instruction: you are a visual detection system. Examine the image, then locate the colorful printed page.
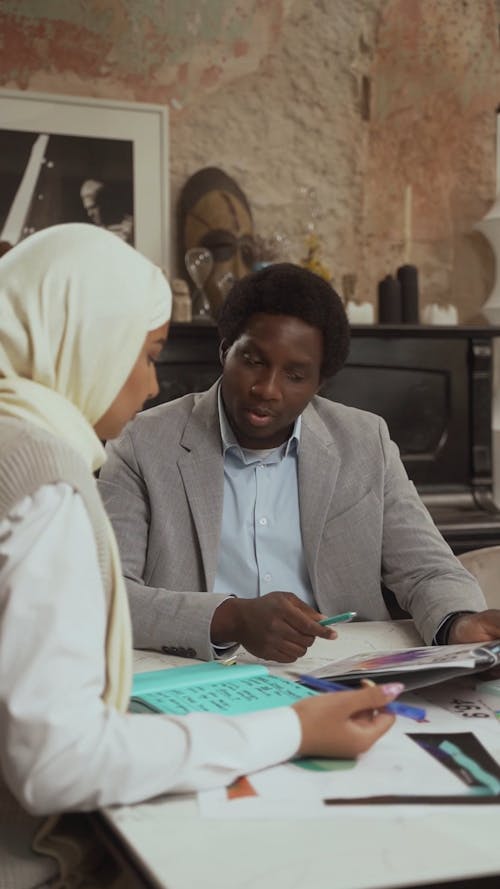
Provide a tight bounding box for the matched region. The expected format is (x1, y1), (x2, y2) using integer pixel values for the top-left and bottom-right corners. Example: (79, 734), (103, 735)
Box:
(130, 661), (316, 716)
(199, 694), (500, 819)
(199, 729), (500, 820)
(309, 641), (500, 690)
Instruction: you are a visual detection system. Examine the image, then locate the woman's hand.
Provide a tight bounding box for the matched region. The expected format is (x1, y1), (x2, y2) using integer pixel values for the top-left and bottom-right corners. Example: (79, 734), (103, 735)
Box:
(292, 682), (403, 759)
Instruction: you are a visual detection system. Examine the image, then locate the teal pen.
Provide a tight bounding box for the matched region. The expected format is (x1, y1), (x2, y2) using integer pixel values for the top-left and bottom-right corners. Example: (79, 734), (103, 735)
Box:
(298, 674), (426, 721)
(319, 611), (357, 626)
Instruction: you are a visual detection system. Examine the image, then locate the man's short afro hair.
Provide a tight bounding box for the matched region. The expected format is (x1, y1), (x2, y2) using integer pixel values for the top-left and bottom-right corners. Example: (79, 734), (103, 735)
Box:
(217, 262), (350, 379)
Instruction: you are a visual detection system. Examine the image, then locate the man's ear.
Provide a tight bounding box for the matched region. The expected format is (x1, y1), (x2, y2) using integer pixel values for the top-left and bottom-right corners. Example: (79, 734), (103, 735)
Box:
(219, 340), (229, 367)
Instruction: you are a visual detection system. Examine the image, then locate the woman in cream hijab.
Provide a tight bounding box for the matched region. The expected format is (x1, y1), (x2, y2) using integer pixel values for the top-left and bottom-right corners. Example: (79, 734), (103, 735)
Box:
(0, 224), (398, 889)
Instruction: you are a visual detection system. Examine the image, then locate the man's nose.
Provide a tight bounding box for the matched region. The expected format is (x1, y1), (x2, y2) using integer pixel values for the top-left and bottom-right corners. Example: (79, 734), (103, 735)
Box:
(251, 370), (281, 399)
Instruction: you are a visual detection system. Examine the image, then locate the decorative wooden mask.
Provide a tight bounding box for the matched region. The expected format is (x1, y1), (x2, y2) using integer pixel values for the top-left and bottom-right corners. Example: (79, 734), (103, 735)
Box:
(178, 167), (255, 316)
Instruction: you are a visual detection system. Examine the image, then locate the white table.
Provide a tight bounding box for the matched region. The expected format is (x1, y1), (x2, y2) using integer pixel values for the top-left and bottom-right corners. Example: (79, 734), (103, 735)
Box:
(98, 621), (500, 889)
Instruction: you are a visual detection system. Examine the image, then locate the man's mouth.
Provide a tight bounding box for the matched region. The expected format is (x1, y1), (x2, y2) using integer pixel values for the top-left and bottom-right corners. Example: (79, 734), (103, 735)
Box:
(244, 405), (275, 425)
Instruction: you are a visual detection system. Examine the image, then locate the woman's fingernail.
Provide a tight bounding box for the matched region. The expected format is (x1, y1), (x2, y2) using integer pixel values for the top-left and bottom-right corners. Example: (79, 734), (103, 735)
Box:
(381, 682), (405, 699)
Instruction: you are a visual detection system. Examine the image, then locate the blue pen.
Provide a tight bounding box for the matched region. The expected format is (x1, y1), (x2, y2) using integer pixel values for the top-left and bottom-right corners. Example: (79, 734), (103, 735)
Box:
(298, 674), (426, 721)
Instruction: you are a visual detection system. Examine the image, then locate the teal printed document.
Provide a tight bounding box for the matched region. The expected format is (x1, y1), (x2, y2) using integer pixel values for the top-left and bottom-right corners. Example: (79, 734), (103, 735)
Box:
(130, 662), (316, 716)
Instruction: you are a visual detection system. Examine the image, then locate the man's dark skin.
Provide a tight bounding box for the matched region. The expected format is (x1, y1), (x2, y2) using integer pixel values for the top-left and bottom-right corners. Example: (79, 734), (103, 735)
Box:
(210, 312), (500, 661)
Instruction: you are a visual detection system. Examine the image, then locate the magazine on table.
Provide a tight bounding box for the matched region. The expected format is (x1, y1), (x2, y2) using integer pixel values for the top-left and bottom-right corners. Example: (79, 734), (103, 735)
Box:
(306, 640), (500, 690)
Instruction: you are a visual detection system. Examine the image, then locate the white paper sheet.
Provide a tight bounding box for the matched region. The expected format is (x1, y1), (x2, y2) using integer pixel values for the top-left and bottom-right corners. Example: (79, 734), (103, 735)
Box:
(198, 690), (500, 819)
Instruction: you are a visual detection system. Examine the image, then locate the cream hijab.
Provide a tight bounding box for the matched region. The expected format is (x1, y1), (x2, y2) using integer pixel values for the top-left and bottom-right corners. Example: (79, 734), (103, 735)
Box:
(0, 223), (171, 711)
(0, 223), (170, 472)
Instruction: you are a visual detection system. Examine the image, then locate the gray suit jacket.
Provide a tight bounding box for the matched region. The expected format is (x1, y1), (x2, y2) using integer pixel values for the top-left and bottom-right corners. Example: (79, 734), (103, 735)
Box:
(98, 381), (486, 659)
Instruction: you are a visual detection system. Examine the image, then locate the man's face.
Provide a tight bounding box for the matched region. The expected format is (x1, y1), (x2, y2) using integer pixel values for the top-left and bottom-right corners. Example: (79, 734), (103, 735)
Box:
(184, 188), (255, 315)
(220, 313), (323, 449)
(80, 180), (103, 225)
(82, 196), (101, 225)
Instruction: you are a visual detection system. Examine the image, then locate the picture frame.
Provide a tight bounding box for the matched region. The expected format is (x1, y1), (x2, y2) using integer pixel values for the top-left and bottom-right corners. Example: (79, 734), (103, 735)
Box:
(0, 89), (169, 269)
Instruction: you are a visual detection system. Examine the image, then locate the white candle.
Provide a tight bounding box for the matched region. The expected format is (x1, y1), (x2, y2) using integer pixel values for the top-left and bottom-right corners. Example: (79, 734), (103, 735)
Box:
(496, 109), (500, 195)
(403, 184), (412, 264)
(346, 301), (375, 324)
(422, 303), (458, 325)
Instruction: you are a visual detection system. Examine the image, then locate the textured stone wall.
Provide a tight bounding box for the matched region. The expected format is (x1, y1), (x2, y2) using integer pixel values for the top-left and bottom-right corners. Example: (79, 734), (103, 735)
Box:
(1, 0), (499, 318)
(366, 0), (500, 320)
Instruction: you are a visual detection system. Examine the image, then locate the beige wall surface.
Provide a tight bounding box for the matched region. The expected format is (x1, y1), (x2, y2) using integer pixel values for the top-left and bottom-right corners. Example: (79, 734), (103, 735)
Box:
(1, 0), (500, 319)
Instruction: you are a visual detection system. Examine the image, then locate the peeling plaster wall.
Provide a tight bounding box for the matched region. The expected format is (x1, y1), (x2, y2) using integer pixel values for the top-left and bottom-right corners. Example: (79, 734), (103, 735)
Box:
(366, 0), (500, 319)
(1, 0), (499, 319)
(0, 0), (288, 104)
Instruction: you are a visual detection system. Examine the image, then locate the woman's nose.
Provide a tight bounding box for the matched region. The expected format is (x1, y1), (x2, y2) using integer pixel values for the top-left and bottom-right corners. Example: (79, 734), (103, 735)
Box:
(149, 366), (160, 400)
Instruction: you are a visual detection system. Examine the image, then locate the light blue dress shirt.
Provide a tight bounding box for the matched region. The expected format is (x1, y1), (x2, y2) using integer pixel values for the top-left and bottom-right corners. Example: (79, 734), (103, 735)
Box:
(214, 387), (315, 607)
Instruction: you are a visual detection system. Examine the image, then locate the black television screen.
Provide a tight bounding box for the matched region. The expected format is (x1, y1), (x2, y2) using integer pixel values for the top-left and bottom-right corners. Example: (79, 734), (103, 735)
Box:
(320, 336), (471, 491)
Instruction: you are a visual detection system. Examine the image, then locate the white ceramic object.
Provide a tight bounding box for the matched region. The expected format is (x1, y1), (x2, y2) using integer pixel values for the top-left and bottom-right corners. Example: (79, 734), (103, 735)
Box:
(474, 195), (500, 322)
(473, 111), (500, 321)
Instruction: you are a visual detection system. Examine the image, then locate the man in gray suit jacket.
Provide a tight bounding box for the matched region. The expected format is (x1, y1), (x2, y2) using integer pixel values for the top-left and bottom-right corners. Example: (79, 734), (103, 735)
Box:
(99, 263), (500, 662)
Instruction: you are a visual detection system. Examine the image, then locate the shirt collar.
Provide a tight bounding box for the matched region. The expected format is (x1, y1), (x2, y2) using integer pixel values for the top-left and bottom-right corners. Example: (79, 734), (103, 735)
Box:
(217, 384), (301, 460)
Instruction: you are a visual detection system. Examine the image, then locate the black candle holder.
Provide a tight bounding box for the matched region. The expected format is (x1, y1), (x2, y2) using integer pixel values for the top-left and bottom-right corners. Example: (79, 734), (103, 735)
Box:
(378, 275), (402, 323)
(397, 264), (419, 323)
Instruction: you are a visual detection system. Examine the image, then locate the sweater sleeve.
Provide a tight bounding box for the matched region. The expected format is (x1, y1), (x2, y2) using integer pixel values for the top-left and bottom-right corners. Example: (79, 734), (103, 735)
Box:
(0, 483), (301, 815)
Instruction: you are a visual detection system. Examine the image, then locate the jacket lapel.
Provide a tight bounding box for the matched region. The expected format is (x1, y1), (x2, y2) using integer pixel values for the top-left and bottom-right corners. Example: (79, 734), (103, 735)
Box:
(299, 401), (341, 590)
(177, 383), (224, 591)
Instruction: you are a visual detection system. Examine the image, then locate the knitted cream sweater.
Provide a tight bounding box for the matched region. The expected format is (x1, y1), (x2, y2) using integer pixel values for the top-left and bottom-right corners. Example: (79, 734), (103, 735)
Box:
(0, 418), (111, 889)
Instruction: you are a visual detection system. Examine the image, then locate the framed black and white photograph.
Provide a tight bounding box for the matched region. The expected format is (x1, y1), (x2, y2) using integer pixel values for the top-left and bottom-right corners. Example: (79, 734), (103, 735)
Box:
(0, 90), (169, 269)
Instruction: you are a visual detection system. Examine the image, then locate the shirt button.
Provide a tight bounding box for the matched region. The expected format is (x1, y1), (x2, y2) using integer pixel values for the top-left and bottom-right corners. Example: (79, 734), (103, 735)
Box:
(264, 573), (272, 582)
(259, 517), (267, 525)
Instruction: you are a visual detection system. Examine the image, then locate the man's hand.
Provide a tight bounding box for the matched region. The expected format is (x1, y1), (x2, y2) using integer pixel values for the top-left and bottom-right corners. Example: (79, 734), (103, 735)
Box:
(448, 609), (500, 644)
(293, 683), (401, 759)
(211, 591), (337, 662)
